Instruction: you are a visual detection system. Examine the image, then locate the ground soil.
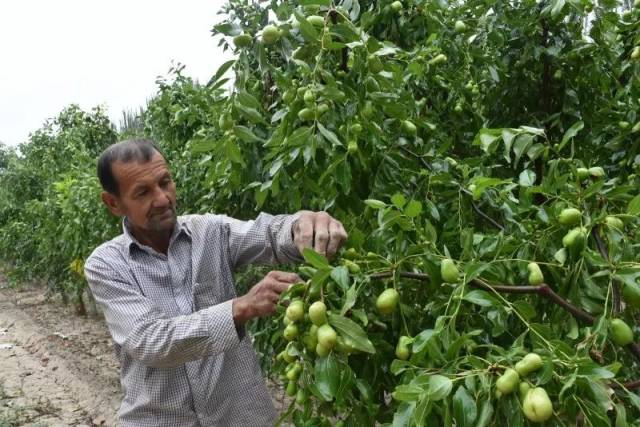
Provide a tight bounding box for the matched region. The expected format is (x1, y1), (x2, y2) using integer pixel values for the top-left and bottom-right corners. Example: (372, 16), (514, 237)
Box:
(0, 276), (289, 427)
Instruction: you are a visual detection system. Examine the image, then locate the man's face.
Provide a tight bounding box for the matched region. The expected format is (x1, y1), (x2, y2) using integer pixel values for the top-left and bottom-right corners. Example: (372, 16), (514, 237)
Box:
(103, 152), (177, 234)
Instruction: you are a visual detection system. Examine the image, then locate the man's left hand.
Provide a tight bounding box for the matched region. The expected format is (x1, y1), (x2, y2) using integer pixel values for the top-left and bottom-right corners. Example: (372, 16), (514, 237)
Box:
(293, 211), (347, 259)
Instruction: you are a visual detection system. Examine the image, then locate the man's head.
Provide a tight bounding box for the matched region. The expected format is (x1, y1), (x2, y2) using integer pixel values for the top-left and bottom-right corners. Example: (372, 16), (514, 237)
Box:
(97, 139), (177, 234)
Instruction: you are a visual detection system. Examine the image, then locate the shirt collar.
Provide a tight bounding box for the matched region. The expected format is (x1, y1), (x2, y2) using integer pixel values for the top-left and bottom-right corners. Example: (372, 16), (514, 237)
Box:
(122, 216), (191, 255)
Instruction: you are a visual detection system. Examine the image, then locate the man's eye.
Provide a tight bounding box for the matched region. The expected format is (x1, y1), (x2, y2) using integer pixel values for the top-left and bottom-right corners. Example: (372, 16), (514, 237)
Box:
(136, 189), (148, 197)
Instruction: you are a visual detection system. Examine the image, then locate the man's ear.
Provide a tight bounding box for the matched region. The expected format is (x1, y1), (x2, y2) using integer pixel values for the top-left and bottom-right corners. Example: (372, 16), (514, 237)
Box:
(101, 191), (124, 217)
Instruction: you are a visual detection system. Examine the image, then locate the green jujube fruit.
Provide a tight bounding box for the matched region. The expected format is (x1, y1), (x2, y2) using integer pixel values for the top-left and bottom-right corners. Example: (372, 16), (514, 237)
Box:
(303, 90), (316, 105)
(562, 227), (586, 249)
(527, 262), (544, 285)
(298, 108), (315, 121)
(519, 382), (531, 401)
(558, 208), (582, 226)
(295, 388), (308, 405)
(610, 319), (634, 346)
(343, 259), (360, 274)
(307, 15), (325, 27)
(376, 288), (400, 315)
(623, 284), (640, 308)
(588, 166), (605, 178)
(232, 33), (253, 48)
(262, 25), (281, 44)
(496, 368), (520, 395)
(454, 20), (467, 33)
(576, 167), (589, 179)
(286, 380), (297, 396)
(395, 336), (412, 360)
(605, 216), (624, 230)
(401, 120), (417, 136)
(308, 301), (327, 326)
(515, 353), (543, 377)
(315, 342), (330, 357)
(317, 324), (337, 349)
(286, 300), (304, 322)
(522, 387), (553, 422)
(441, 258), (459, 283)
(283, 324), (299, 341)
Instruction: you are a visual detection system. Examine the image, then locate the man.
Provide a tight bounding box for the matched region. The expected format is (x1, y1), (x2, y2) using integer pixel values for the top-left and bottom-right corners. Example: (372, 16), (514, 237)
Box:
(84, 138), (347, 426)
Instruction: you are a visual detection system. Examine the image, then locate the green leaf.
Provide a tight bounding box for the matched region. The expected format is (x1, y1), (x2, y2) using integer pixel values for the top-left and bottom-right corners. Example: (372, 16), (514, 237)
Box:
(300, 0), (330, 5)
(414, 395), (433, 427)
(365, 199), (387, 209)
(330, 265), (350, 291)
(314, 354), (339, 401)
(518, 169), (536, 187)
(190, 139), (216, 153)
(294, 11), (319, 42)
(235, 104), (265, 124)
(425, 375), (453, 401)
(327, 313), (375, 354)
(207, 59), (236, 87)
(392, 385), (423, 402)
(559, 120), (584, 150)
(317, 123), (342, 146)
(391, 193), (406, 209)
(302, 248), (329, 269)
(404, 200), (423, 218)
(392, 402), (416, 427)
(412, 329), (435, 353)
(453, 386), (477, 427)
(340, 283), (357, 315)
(462, 290), (497, 307)
(475, 399), (494, 427)
(627, 194), (640, 215)
(233, 125), (262, 143)
(236, 90), (261, 110)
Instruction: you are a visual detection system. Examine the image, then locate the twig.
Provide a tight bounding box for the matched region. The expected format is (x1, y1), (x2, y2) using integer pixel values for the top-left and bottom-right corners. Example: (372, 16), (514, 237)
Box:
(371, 271), (593, 323)
(396, 145), (506, 232)
(470, 202), (506, 232)
(613, 379), (640, 391)
(592, 227), (622, 313)
(369, 270), (640, 363)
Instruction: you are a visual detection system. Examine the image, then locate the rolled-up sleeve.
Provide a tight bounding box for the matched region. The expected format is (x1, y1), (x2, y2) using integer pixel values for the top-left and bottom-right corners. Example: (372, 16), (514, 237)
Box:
(215, 212), (303, 270)
(85, 254), (240, 368)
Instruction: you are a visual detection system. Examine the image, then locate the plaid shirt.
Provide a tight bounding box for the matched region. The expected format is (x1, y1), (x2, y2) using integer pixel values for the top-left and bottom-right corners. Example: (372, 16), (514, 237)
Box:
(84, 213), (301, 427)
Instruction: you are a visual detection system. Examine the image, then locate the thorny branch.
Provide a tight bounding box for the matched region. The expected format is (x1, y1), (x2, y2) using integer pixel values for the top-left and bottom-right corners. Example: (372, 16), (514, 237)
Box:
(369, 270), (640, 388)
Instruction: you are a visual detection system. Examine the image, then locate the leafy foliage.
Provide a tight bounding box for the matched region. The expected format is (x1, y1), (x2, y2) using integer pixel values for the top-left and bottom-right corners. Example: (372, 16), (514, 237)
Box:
(1, 0), (640, 425)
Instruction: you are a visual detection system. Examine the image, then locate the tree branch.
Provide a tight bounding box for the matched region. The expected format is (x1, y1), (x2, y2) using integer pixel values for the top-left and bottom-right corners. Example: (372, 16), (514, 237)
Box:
(369, 270), (640, 363)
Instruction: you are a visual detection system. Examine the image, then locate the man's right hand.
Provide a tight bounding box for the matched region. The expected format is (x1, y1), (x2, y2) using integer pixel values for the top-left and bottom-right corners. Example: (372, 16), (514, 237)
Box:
(232, 271), (302, 325)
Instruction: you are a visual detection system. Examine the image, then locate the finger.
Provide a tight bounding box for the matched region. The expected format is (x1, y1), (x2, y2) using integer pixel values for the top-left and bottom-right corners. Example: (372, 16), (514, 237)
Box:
(313, 212), (331, 256)
(269, 271), (302, 283)
(326, 219), (347, 258)
(294, 214), (314, 254)
(272, 280), (293, 295)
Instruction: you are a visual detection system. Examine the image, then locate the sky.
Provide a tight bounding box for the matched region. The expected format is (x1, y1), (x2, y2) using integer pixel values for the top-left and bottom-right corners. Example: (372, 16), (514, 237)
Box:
(0, 0), (233, 147)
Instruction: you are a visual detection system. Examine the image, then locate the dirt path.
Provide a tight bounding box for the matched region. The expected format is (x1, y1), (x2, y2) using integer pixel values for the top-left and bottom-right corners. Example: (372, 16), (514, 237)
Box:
(0, 278), (290, 427)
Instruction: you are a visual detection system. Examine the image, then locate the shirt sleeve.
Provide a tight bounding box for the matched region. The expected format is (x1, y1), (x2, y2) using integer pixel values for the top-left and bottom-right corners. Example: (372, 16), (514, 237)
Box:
(84, 253), (241, 369)
(216, 212), (304, 270)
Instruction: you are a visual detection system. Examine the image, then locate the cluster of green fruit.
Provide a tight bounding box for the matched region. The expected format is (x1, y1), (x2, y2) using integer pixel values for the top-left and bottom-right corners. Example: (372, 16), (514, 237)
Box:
(495, 353), (553, 423)
(276, 297), (359, 399)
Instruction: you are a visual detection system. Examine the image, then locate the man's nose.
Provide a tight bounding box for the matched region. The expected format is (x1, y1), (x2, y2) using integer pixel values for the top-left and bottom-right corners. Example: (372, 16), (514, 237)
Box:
(151, 186), (171, 208)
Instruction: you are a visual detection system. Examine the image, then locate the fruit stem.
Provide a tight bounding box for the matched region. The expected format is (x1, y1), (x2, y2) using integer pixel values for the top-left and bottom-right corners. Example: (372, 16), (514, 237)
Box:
(591, 227), (622, 314)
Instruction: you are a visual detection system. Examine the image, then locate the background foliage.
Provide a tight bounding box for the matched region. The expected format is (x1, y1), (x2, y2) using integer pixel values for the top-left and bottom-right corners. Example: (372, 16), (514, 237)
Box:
(1, 0), (640, 425)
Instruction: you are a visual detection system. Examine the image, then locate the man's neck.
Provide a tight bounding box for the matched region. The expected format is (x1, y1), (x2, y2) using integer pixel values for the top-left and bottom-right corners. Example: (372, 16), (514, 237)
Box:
(130, 226), (172, 255)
